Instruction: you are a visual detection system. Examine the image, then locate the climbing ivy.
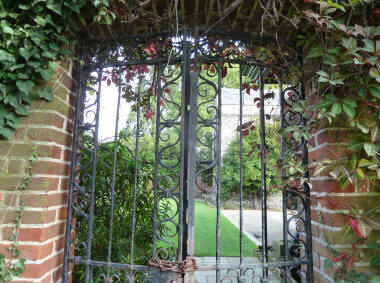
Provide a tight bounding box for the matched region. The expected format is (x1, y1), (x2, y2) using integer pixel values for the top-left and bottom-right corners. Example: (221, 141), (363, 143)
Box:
(0, 0), (99, 139)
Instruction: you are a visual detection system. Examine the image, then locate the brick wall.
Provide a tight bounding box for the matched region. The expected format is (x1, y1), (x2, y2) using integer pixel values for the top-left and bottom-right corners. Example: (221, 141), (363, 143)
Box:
(308, 128), (380, 282)
(0, 59), (77, 282)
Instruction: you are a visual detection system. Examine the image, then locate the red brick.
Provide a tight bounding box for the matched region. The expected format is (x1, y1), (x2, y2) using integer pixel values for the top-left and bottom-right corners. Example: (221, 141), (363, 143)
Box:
(311, 210), (348, 227)
(0, 209), (56, 225)
(308, 144), (349, 162)
(311, 179), (355, 193)
(63, 149), (72, 162)
(54, 236), (65, 252)
(316, 129), (353, 146)
(0, 242), (53, 261)
(2, 223), (65, 242)
(22, 192), (67, 208)
(27, 128), (72, 147)
(57, 207), (67, 221)
(22, 252), (63, 278)
(52, 266), (63, 282)
(32, 161), (71, 176)
(21, 112), (65, 129)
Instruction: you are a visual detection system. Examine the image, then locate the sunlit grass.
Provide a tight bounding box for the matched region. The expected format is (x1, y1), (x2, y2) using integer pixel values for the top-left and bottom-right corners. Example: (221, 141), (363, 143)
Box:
(161, 200), (256, 257)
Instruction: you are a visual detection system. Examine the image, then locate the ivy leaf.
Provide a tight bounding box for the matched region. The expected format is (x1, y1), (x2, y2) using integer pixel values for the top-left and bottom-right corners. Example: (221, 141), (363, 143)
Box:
(0, 50), (15, 62)
(369, 85), (380, 99)
(3, 26), (14, 34)
(16, 80), (34, 95)
(46, 1), (62, 15)
(38, 64), (56, 81)
(364, 143), (379, 156)
(331, 103), (342, 116)
(15, 105), (29, 116)
(0, 127), (13, 139)
(20, 48), (32, 61)
(37, 87), (53, 101)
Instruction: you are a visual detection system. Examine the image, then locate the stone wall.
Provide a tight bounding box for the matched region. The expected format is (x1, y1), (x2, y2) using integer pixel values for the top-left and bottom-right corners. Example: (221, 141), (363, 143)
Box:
(0, 59), (77, 282)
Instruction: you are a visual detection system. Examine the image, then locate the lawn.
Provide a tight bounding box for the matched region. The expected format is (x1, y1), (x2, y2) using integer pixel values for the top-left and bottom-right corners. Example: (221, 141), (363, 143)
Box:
(162, 201), (256, 257)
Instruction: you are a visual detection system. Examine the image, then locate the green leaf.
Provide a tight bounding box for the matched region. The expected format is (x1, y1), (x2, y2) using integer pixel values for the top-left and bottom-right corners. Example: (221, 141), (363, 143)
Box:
(367, 243), (380, 251)
(342, 104), (355, 117)
(16, 80), (35, 95)
(369, 85), (380, 99)
(37, 87), (53, 101)
(348, 140), (364, 151)
(46, 1), (62, 15)
(3, 26), (14, 34)
(342, 98), (357, 108)
(370, 257), (380, 266)
(362, 39), (375, 53)
(38, 66), (56, 81)
(364, 143), (379, 156)
(19, 48), (32, 61)
(307, 45), (324, 58)
(0, 127), (13, 139)
(0, 50), (15, 62)
(331, 103), (342, 116)
(15, 105), (29, 116)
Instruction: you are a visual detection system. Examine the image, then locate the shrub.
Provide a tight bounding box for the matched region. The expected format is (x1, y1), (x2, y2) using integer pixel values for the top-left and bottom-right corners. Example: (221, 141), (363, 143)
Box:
(221, 120), (281, 200)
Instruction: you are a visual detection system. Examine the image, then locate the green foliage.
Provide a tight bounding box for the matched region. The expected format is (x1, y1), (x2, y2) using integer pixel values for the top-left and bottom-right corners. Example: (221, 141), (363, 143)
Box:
(73, 133), (160, 281)
(221, 120), (281, 200)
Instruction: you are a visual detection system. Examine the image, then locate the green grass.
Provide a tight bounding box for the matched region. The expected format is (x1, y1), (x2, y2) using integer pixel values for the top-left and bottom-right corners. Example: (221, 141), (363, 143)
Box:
(162, 201), (256, 257)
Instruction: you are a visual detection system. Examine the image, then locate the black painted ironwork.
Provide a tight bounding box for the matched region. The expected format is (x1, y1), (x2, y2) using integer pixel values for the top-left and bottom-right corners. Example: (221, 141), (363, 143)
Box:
(63, 29), (313, 283)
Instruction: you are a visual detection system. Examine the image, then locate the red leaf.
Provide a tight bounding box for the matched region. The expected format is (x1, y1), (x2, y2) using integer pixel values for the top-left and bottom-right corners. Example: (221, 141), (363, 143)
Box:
(349, 218), (365, 239)
(254, 97), (261, 103)
(331, 252), (349, 263)
(107, 78), (111, 86)
(345, 254), (355, 272)
(372, 8), (380, 14)
(221, 67), (227, 78)
(141, 64), (149, 73)
(242, 130), (249, 137)
(252, 85), (259, 91)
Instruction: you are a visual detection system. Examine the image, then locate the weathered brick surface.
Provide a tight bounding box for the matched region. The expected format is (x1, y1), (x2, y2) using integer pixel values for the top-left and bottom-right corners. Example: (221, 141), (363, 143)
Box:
(0, 59), (77, 282)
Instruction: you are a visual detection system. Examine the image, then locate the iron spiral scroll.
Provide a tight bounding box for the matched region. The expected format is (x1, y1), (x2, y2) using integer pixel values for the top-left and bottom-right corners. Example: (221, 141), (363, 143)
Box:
(62, 29), (313, 282)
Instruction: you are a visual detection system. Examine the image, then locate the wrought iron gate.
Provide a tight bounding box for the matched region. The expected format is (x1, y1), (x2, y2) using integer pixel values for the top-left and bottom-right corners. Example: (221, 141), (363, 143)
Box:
(63, 29), (313, 283)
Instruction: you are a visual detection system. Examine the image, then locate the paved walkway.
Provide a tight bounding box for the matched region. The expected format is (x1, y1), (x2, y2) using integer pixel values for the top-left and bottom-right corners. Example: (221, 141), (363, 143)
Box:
(221, 210), (295, 246)
(195, 257), (281, 283)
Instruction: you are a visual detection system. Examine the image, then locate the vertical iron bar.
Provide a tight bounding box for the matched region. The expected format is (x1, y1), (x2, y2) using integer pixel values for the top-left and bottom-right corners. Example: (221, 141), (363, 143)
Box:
(259, 67), (269, 281)
(239, 64), (244, 268)
(62, 46), (85, 282)
(153, 62), (163, 257)
(180, 29), (197, 261)
(299, 55), (314, 282)
(279, 82), (290, 283)
(216, 58), (222, 283)
(84, 69), (103, 283)
(130, 75), (143, 265)
(106, 69), (123, 276)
